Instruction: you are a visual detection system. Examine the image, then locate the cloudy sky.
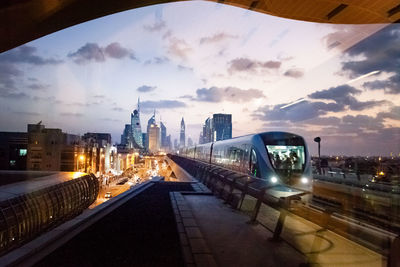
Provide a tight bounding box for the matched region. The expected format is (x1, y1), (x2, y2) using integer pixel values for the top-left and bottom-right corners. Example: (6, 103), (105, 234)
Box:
(0, 2), (399, 156)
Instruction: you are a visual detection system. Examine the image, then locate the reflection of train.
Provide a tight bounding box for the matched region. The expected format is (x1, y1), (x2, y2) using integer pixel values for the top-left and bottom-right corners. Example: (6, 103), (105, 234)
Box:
(312, 175), (400, 229)
(180, 132), (312, 191)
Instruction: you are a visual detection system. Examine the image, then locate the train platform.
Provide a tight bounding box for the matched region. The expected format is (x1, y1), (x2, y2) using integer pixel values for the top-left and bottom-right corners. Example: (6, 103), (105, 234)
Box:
(173, 192), (307, 267)
(190, 194), (384, 266)
(168, 157), (387, 267)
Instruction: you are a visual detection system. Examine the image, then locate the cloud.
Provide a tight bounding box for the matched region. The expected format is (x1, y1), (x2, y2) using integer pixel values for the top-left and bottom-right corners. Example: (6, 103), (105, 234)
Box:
(377, 106), (400, 121)
(0, 91), (30, 99)
(254, 101), (343, 122)
(0, 63), (23, 90)
(60, 112), (84, 117)
(12, 111), (41, 116)
(190, 86), (265, 103)
(228, 58), (281, 74)
(341, 24), (400, 94)
(93, 94), (106, 99)
(301, 116), (342, 125)
(283, 68), (304, 78)
(68, 43), (105, 63)
(143, 20), (166, 32)
(162, 30), (173, 40)
(140, 100), (187, 111)
(144, 56), (170, 65)
(68, 42), (135, 64)
(254, 84), (387, 123)
(0, 62), (30, 99)
(101, 118), (121, 122)
(137, 85), (156, 93)
(112, 107), (126, 112)
(199, 33), (238, 44)
(308, 84), (386, 111)
(27, 83), (48, 90)
(66, 102), (90, 107)
(104, 42), (136, 60)
(363, 75), (400, 94)
(0, 45), (63, 65)
(167, 37), (192, 61)
(177, 65), (193, 72)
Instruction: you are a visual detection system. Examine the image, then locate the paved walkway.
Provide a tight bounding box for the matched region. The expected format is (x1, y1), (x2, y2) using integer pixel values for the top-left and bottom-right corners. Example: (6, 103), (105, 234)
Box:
(185, 195), (307, 267)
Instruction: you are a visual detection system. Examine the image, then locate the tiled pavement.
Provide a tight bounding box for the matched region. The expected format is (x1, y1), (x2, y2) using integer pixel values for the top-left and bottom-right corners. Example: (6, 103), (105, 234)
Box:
(170, 191), (217, 267)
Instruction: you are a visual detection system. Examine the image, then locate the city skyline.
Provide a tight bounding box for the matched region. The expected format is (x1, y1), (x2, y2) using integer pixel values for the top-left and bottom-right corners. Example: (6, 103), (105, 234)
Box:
(0, 2), (399, 156)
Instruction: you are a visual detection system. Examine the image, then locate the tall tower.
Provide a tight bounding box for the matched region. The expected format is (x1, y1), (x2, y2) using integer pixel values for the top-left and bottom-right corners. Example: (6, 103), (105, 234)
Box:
(148, 122), (161, 153)
(131, 98), (143, 148)
(146, 110), (156, 150)
(180, 117), (185, 147)
(160, 121), (167, 148)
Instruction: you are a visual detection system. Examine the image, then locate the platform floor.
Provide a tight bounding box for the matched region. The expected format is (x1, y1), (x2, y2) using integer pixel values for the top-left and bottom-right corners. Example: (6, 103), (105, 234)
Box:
(240, 197), (385, 267)
(185, 195), (307, 267)
(185, 193), (385, 267)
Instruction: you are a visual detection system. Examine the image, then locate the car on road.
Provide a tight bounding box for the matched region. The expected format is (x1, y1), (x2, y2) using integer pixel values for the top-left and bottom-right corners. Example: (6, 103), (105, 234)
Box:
(105, 192), (112, 199)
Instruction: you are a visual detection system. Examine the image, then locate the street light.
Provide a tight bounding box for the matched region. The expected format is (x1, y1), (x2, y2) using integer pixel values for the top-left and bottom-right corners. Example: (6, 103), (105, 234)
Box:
(314, 137), (321, 174)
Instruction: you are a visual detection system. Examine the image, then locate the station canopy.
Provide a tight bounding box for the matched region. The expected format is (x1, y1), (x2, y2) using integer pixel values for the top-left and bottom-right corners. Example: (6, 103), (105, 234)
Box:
(1, 0), (400, 53)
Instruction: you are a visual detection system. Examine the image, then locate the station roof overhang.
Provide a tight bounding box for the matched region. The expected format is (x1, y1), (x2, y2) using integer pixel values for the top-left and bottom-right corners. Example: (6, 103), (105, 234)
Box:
(1, 0), (400, 53)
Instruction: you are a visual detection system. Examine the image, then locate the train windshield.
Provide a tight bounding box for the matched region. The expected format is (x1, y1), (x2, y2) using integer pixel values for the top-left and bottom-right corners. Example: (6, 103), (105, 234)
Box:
(266, 145), (305, 172)
(261, 133), (306, 177)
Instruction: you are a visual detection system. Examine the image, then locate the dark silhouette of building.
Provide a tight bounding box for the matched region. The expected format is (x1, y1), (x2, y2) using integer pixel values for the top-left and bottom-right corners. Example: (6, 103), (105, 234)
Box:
(0, 132), (28, 170)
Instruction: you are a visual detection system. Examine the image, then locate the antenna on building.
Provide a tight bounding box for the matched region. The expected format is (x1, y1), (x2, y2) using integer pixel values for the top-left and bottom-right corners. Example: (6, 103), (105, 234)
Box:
(137, 97), (140, 112)
(37, 120), (42, 125)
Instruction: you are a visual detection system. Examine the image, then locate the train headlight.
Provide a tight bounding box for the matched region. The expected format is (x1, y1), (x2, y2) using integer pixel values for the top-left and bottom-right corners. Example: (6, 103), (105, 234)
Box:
(301, 177), (309, 184)
(270, 176), (278, 183)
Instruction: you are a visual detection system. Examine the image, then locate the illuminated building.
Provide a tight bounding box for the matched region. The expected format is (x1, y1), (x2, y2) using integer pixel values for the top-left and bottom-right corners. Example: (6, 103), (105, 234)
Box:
(27, 123), (84, 171)
(202, 117), (213, 144)
(148, 123), (161, 153)
(146, 111), (156, 150)
(130, 98), (143, 149)
(213, 113), (232, 141)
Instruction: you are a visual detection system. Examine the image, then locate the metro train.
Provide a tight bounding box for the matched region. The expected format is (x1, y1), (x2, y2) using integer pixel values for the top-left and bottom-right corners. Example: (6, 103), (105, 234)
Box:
(180, 131), (312, 191)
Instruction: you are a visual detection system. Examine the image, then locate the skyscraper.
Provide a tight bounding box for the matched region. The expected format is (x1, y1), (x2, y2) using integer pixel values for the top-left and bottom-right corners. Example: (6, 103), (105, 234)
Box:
(148, 123), (161, 153)
(180, 117), (185, 147)
(160, 121), (167, 148)
(120, 124), (131, 146)
(142, 133), (147, 150)
(212, 113), (232, 141)
(146, 111), (156, 150)
(130, 98), (143, 149)
(202, 117), (213, 143)
(166, 135), (172, 151)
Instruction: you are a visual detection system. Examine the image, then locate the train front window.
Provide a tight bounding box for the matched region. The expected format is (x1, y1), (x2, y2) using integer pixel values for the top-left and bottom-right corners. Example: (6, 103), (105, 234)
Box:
(266, 145), (305, 172)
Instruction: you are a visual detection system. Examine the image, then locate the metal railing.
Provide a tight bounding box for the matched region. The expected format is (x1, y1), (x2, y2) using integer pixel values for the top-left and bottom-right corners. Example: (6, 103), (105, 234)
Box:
(0, 174), (99, 255)
(168, 154), (306, 241)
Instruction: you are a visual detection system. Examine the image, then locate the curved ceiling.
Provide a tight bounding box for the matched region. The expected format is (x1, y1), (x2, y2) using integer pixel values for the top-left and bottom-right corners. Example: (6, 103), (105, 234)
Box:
(1, 0), (400, 53)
